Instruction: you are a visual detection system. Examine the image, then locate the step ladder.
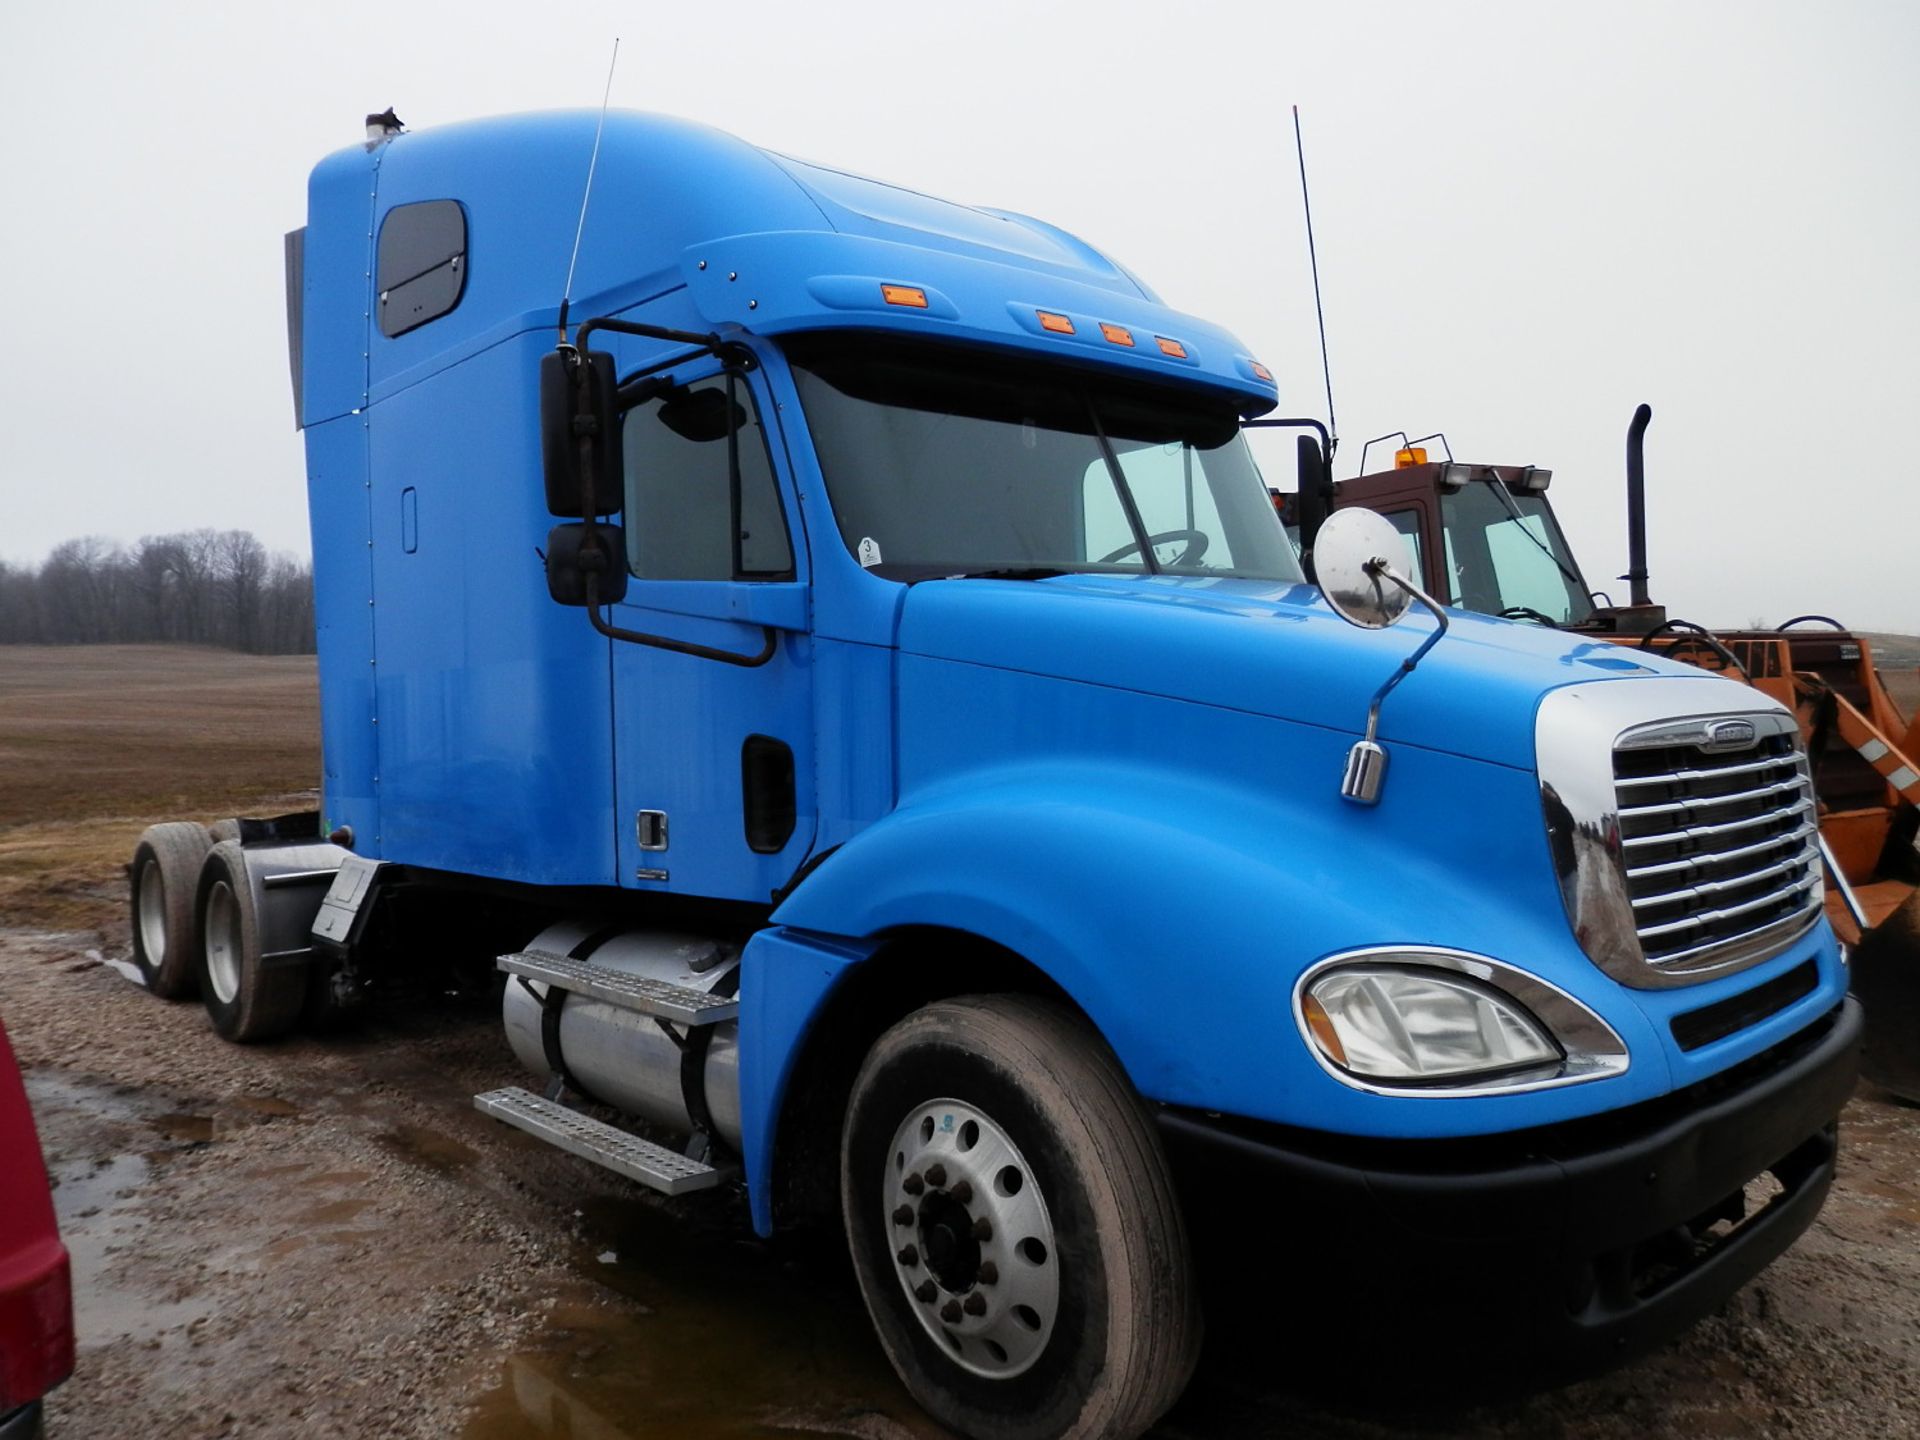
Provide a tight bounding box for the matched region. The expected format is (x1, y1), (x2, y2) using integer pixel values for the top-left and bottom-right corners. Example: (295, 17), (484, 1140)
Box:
(496, 949), (740, 1024)
(473, 949), (739, 1196)
(473, 1088), (725, 1195)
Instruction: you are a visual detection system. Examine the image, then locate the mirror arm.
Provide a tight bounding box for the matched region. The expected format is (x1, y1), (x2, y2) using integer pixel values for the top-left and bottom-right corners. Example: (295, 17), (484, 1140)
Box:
(559, 323), (776, 669)
(584, 572), (779, 667)
(576, 316), (724, 353)
(1342, 558), (1449, 806)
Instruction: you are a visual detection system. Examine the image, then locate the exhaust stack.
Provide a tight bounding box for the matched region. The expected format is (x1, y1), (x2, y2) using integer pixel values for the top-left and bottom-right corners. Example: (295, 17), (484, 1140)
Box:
(1624, 403), (1653, 608)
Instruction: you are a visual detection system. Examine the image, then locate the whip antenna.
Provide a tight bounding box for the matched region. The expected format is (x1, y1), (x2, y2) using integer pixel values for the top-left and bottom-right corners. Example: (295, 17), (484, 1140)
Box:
(1293, 105), (1338, 462)
(558, 37), (621, 342)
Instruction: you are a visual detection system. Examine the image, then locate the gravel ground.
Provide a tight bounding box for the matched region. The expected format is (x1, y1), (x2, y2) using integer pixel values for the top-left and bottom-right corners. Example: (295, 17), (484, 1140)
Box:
(6, 916), (1919, 1440)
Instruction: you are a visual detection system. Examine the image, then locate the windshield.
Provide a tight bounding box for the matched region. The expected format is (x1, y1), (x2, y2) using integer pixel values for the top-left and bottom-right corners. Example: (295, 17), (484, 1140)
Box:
(785, 338), (1303, 582)
(1440, 482), (1594, 625)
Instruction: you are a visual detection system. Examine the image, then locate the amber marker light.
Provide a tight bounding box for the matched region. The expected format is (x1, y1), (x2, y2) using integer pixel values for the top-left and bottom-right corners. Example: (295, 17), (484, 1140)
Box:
(1250, 360), (1273, 381)
(1155, 336), (1187, 358)
(1301, 994), (1348, 1067)
(1038, 310), (1076, 334)
(1100, 323), (1135, 347)
(1395, 447), (1428, 468)
(881, 284), (929, 308)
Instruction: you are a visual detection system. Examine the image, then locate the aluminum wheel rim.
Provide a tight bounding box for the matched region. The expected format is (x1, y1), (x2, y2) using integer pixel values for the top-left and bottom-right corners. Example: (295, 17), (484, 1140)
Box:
(204, 880), (241, 1006)
(136, 859), (167, 968)
(884, 1098), (1059, 1380)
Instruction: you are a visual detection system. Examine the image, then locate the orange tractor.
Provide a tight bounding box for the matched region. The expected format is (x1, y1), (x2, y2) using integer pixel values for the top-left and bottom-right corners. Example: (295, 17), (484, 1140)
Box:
(1279, 407), (1920, 1096)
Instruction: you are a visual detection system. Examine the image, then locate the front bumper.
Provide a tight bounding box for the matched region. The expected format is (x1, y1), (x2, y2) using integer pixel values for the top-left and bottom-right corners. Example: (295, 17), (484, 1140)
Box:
(1158, 996), (1862, 1382)
(0, 1403), (43, 1440)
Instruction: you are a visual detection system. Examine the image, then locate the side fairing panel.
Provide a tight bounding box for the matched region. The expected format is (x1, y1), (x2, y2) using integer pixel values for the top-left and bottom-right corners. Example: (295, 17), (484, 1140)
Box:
(304, 413), (377, 844)
(364, 331), (615, 883)
(300, 145), (377, 428)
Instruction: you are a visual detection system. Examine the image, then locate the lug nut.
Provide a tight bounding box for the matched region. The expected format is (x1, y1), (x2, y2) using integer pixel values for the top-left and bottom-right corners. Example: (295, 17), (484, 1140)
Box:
(903, 1173), (925, 1196)
(893, 1204), (915, 1226)
(977, 1261), (998, 1285)
(926, 1163), (948, 1188)
(940, 1298), (963, 1324)
(951, 1180), (973, 1205)
(972, 1217), (993, 1242)
(963, 1292), (988, 1316)
(897, 1245), (919, 1267)
(915, 1280), (937, 1303)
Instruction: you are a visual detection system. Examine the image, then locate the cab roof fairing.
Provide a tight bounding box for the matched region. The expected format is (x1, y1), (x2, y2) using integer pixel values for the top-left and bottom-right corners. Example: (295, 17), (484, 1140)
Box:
(308, 109), (1277, 415)
(676, 228), (1280, 415)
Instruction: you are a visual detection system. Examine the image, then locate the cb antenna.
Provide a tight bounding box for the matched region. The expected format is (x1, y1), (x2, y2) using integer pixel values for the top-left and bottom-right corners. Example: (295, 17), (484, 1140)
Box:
(1292, 105), (1338, 464)
(558, 37), (621, 344)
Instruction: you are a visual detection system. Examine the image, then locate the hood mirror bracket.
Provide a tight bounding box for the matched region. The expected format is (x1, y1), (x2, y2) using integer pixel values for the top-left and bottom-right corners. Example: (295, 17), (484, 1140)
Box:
(1313, 507), (1452, 805)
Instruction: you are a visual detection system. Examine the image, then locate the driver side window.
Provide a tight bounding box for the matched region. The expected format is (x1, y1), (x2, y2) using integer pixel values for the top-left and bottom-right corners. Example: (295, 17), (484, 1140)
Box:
(622, 376), (794, 581)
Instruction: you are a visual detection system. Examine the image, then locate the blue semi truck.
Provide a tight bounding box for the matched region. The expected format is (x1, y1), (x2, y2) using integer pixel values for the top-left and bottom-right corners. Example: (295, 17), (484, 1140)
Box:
(126, 109), (1860, 1439)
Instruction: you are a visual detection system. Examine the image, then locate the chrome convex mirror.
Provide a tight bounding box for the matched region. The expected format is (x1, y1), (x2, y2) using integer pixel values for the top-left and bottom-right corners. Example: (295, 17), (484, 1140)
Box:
(1314, 507), (1451, 805)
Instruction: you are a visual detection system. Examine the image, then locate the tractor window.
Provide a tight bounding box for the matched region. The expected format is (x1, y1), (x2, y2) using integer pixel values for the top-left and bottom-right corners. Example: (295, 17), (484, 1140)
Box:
(1439, 482), (1592, 624)
(621, 376), (793, 581)
(1382, 509), (1427, 591)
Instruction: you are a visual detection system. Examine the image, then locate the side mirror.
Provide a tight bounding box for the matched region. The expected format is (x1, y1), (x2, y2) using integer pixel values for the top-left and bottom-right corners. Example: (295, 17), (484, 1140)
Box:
(545, 522), (628, 607)
(1293, 435), (1332, 553)
(541, 349), (624, 516)
(1312, 506), (1452, 806)
(1313, 507), (1413, 629)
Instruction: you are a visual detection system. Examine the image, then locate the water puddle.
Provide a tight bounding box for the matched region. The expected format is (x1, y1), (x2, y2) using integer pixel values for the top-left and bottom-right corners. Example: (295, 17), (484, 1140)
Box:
(378, 1122), (481, 1172)
(463, 1195), (943, 1439)
(51, 1148), (216, 1346)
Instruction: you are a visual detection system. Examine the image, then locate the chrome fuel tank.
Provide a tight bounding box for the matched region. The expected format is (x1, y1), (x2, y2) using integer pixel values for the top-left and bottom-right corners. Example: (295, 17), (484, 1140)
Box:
(503, 921), (741, 1149)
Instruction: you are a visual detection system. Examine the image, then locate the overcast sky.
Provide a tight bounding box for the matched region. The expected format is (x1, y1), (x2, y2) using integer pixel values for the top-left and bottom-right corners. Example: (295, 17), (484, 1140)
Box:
(3, 1), (1914, 631)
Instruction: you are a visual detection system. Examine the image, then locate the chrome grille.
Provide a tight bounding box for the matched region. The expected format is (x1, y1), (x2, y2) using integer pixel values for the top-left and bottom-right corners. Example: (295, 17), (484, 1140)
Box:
(1611, 720), (1821, 972)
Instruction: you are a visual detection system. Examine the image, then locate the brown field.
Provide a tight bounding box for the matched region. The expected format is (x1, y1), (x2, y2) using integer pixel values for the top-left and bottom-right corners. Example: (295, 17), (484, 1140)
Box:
(0, 645), (318, 931)
(2, 642), (1919, 1440)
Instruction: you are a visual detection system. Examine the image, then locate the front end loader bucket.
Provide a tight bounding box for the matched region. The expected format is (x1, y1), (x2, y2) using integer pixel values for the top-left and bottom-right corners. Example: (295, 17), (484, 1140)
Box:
(1851, 886), (1920, 1102)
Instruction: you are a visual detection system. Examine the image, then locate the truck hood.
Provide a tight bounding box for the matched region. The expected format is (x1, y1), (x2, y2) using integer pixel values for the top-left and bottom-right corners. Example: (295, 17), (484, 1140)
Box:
(896, 573), (1694, 769)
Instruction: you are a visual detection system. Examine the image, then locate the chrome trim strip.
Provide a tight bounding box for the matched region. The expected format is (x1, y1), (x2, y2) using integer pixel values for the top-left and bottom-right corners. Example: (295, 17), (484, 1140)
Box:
(1536, 677), (1821, 990)
(1616, 774), (1808, 820)
(1291, 946), (1630, 1098)
(1635, 870), (1821, 936)
(1619, 801), (1807, 849)
(1642, 906), (1822, 972)
(1625, 821), (1816, 880)
(1629, 848), (1819, 911)
(1612, 752), (1801, 787)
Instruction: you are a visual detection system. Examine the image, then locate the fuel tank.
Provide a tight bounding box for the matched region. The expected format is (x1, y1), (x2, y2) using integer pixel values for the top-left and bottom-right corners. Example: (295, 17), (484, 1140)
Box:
(502, 921), (742, 1149)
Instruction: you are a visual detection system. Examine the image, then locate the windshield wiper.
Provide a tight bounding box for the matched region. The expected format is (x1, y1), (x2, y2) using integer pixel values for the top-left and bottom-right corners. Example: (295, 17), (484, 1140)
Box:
(1478, 475), (1587, 594)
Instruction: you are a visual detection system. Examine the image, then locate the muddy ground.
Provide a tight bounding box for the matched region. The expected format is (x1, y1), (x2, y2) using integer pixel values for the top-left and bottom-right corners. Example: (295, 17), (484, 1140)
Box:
(3, 644), (1919, 1440)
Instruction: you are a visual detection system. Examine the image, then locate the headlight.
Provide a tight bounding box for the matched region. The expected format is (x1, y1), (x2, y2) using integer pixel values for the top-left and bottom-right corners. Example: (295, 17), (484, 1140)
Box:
(1300, 965), (1561, 1083)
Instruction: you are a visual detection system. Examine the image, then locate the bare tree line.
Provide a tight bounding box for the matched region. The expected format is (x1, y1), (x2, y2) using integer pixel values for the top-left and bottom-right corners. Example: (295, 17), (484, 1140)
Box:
(0, 531), (315, 654)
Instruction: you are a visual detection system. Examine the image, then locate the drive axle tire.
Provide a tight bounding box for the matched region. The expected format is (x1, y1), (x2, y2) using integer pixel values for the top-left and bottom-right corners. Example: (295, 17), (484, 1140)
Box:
(129, 822), (214, 999)
(194, 840), (305, 1043)
(841, 995), (1200, 1440)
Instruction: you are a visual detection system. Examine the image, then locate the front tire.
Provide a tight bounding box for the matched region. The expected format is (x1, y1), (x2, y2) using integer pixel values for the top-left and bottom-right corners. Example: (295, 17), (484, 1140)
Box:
(194, 841), (305, 1043)
(129, 822), (213, 999)
(841, 995), (1200, 1440)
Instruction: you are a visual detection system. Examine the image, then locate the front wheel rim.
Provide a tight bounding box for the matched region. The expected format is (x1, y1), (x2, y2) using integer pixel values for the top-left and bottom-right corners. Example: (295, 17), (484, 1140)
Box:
(136, 858), (167, 967)
(204, 880), (242, 1005)
(883, 1098), (1060, 1380)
